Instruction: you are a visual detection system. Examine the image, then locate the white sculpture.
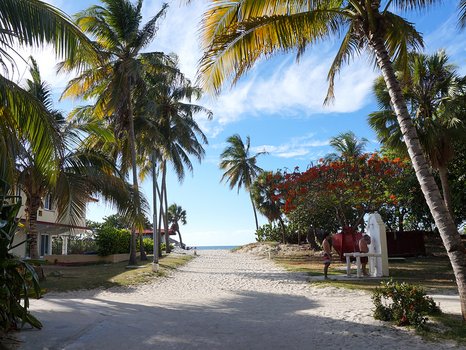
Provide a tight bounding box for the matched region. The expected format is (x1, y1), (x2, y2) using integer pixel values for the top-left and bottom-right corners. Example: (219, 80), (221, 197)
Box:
(367, 213), (389, 277)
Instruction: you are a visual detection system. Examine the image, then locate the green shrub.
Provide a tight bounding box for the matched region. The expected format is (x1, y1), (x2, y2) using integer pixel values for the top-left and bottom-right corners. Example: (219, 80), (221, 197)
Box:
(372, 279), (441, 329)
(256, 223), (282, 242)
(0, 190), (42, 330)
(255, 222), (301, 243)
(95, 227), (131, 256)
(142, 238), (153, 253)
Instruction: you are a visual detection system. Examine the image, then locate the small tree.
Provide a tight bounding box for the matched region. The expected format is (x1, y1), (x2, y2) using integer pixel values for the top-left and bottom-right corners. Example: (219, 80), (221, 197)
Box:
(168, 203), (187, 249)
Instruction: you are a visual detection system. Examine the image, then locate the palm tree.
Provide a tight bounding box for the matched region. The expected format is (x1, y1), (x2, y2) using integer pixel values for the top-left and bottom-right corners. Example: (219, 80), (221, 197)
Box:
(61, 0), (172, 265)
(136, 60), (211, 254)
(251, 171), (286, 242)
(0, 0), (98, 184)
(197, 1), (466, 319)
(168, 203), (187, 249)
(220, 135), (266, 231)
(369, 51), (466, 219)
(326, 131), (368, 162)
(15, 59), (132, 259)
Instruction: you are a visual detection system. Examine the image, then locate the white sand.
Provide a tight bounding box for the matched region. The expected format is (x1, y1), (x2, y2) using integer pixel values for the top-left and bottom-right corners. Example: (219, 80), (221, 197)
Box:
(17, 250), (462, 349)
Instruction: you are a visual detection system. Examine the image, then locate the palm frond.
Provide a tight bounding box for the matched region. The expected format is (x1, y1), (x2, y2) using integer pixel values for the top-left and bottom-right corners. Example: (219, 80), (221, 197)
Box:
(198, 2), (344, 94)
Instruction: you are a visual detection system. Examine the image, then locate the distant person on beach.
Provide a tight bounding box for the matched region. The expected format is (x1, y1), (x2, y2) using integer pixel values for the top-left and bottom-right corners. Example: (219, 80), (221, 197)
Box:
(359, 234), (372, 276)
(322, 232), (332, 279)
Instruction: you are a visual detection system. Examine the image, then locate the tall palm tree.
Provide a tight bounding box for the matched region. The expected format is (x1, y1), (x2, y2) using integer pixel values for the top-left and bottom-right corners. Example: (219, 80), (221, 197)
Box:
(19, 141), (134, 259)
(369, 51), (466, 219)
(16, 59), (131, 259)
(197, 1), (466, 319)
(0, 0), (98, 184)
(326, 131), (368, 162)
(168, 203), (187, 249)
(220, 135), (266, 231)
(136, 60), (211, 254)
(61, 0), (172, 265)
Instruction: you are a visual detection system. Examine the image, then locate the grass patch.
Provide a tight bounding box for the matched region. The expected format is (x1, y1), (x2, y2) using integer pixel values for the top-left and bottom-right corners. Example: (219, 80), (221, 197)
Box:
(40, 253), (194, 293)
(275, 255), (457, 293)
(421, 313), (466, 346)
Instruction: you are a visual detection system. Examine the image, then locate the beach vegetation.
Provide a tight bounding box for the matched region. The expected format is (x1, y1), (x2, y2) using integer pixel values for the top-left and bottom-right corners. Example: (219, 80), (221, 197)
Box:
(0, 0), (98, 184)
(168, 204), (187, 249)
(40, 253), (193, 293)
(14, 58), (132, 260)
(369, 50), (466, 223)
(220, 135), (267, 231)
(325, 131), (368, 162)
(61, 0), (173, 266)
(279, 154), (409, 232)
(134, 64), (211, 255)
(372, 279), (441, 329)
(198, 0), (466, 320)
(95, 227), (131, 256)
(0, 183), (42, 331)
(251, 171), (287, 243)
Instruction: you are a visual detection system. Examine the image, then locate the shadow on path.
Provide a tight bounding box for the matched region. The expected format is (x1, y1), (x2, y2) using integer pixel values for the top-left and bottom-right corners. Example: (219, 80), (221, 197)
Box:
(16, 289), (453, 350)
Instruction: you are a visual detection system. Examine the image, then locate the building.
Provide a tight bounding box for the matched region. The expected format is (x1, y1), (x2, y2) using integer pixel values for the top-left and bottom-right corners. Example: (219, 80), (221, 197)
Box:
(11, 191), (91, 258)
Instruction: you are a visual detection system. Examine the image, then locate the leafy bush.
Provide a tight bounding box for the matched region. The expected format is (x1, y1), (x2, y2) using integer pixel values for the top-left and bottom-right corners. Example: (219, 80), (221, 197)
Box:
(142, 238), (153, 253)
(255, 222), (301, 243)
(0, 190), (42, 330)
(95, 227), (131, 256)
(372, 279), (441, 329)
(256, 223), (282, 242)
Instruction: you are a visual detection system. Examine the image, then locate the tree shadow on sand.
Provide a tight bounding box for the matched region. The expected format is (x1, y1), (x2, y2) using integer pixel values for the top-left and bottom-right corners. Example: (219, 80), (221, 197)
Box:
(15, 290), (454, 350)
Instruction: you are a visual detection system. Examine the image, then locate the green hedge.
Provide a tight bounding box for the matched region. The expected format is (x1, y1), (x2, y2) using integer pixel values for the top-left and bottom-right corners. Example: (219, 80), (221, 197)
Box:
(95, 227), (131, 256)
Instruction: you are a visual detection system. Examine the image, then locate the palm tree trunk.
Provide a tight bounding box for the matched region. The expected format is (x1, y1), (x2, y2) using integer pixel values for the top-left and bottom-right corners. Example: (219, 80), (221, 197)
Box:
(162, 162), (171, 253)
(250, 193), (259, 231)
(438, 166), (454, 220)
(278, 216), (286, 244)
(157, 182), (164, 258)
(370, 36), (466, 320)
(307, 228), (320, 251)
(27, 196), (41, 259)
(152, 152), (159, 265)
(139, 232), (147, 261)
(177, 229), (183, 249)
(127, 102), (139, 266)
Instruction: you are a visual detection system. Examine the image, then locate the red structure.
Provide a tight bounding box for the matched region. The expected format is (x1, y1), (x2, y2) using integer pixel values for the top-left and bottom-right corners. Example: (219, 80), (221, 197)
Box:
(332, 228), (427, 260)
(331, 227), (363, 261)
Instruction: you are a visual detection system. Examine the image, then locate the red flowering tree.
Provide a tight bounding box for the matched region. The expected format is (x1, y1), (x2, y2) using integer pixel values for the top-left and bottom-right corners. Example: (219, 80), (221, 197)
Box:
(278, 154), (410, 233)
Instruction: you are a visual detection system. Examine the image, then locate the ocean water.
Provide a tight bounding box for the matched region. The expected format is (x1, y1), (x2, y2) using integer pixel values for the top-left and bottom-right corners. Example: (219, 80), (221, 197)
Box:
(193, 246), (238, 250)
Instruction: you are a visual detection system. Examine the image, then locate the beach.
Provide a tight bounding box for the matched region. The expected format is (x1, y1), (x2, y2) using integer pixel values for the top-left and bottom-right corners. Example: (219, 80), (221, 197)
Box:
(17, 250), (462, 349)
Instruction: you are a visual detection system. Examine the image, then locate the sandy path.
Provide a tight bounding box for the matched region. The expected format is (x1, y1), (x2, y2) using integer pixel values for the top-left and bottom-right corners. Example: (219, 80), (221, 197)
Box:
(17, 250), (461, 349)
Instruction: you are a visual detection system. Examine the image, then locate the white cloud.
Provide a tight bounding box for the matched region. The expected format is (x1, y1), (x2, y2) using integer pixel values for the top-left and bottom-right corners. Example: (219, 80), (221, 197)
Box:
(32, 0), (378, 139)
(252, 133), (329, 159)
(142, 0), (208, 81)
(199, 50), (378, 137)
(424, 14), (466, 75)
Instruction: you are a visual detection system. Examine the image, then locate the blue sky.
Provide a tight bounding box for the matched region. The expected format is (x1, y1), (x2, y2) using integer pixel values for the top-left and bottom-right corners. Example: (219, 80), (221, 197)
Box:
(27, 1), (466, 246)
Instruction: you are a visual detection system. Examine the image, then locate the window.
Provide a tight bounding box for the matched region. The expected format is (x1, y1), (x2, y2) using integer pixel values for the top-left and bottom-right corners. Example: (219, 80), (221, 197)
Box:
(44, 193), (53, 210)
